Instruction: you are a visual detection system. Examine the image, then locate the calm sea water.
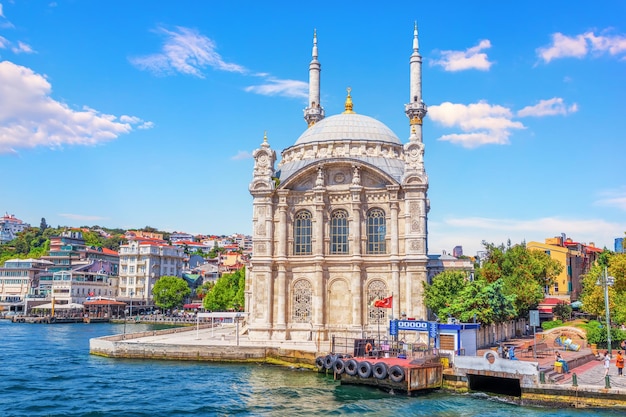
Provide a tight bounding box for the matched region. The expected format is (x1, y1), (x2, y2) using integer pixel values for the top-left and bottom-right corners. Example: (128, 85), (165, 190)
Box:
(0, 320), (622, 417)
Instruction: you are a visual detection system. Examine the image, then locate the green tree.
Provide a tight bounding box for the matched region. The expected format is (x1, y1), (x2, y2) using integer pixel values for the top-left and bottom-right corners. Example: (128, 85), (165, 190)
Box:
(196, 281), (215, 299)
(152, 276), (191, 311)
(82, 230), (104, 247)
(423, 271), (468, 319)
(580, 252), (626, 324)
(203, 268), (245, 311)
(446, 278), (517, 325)
(476, 241), (562, 317)
(102, 235), (126, 251)
(552, 301), (572, 321)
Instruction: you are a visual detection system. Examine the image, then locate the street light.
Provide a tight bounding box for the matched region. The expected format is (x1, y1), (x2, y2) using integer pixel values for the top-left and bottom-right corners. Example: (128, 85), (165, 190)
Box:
(129, 289), (134, 320)
(597, 266), (615, 355)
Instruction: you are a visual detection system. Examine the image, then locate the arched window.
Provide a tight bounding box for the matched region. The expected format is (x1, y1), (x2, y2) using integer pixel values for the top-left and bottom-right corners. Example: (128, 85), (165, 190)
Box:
(330, 210), (349, 254)
(292, 279), (312, 323)
(294, 210), (312, 255)
(367, 280), (388, 324)
(366, 208), (386, 254)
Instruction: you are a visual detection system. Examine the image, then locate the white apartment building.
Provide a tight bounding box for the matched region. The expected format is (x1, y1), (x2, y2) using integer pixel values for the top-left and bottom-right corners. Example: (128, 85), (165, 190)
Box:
(118, 239), (184, 306)
(0, 214), (30, 244)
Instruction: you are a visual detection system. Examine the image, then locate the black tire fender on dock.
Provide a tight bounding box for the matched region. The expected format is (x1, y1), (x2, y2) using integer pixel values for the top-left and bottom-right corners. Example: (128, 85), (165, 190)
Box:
(373, 362), (388, 379)
(345, 359), (358, 376)
(389, 365), (405, 383)
(333, 358), (346, 375)
(324, 354), (336, 370)
(357, 361), (373, 378)
(315, 356), (325, 370)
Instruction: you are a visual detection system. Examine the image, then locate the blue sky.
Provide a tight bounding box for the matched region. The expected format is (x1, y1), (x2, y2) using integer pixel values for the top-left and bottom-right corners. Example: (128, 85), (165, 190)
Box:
(1, 1), (625, 256)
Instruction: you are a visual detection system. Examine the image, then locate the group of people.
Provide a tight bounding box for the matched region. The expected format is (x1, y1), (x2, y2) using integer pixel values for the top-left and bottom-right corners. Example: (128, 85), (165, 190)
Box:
(497, 344), (517, 360)
(556, 342), (626, 377)
(603, 348), (625, 377)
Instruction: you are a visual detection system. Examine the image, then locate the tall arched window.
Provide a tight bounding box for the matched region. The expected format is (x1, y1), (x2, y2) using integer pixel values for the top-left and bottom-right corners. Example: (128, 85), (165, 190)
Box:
(294, 210), (312, 255)
(292, 279), (312, 323)
(366, 208), (386, 254)
(367, 280), (388, 324)
(330, 210), (349, 254)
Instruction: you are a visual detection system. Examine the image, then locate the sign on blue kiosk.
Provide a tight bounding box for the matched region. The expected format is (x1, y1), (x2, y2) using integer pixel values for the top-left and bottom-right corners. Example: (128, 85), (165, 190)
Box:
(390, 320), (439, 338)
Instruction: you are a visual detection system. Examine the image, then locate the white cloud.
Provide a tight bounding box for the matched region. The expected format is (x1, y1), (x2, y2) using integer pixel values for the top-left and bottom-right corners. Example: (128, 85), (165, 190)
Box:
(12, 41), (34, 54)
(429, 216), (623, 256)
(244, 78), (308, 99)
(594, 188), (626, 211)
(430, 40), (493, 71)
(232, 150), (253, 160)
(0, 35), (7, 48)
(59, 213), (108, 222)
(0, 3), (13, 29)
(517, 97), (578, 117)
(0, 61), (150, 154)
(429, 101), (524, 148)
(130, 26), (246, 77)
(537, 31), (626, 63)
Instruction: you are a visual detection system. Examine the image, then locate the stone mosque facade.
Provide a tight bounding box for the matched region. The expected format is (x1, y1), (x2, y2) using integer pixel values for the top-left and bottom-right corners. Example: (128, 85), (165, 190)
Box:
(246, 25), (429, 342)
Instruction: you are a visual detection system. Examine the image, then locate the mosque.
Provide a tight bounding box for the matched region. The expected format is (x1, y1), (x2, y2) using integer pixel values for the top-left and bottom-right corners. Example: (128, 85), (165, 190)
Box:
(246, 25), (429, 343)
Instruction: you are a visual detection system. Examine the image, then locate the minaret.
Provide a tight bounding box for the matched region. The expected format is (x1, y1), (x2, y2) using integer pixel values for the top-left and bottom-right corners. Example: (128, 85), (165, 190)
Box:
(404, 22), (427, 141)
(304, 30), (325, 127)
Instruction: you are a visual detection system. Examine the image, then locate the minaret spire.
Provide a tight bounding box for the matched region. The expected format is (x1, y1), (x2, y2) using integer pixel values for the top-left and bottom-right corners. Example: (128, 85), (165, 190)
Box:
(304, 30), (325, 127)
(405, 22), (427, 141)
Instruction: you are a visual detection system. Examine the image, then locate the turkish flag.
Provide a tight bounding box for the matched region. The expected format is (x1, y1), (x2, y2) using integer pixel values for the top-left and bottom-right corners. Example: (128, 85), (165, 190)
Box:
(374, 295), (393, 309)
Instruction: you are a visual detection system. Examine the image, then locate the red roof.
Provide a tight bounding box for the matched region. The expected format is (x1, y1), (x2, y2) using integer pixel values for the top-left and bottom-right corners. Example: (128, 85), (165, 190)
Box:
(183, 303), (202, 309)
(540, 297), (569, 306)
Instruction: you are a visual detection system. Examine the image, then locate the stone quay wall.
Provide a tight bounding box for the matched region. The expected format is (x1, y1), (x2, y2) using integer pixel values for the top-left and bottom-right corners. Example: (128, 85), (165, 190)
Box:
(89, 329), (318, 368)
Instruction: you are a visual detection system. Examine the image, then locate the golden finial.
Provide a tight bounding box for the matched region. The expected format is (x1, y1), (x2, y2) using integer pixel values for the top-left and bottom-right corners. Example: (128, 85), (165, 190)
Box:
(263, 131), (268, 142)
(343, 87), (355, 114)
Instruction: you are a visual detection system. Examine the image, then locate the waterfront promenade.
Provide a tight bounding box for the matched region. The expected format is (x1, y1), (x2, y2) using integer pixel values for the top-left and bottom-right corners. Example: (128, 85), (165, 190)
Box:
(104, 322), (626, 389)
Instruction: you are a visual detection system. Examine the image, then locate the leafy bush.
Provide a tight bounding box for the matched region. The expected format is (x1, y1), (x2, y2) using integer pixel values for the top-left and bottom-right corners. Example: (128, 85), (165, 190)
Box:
(584, 320), (626, 348)
(552, 302), (572, 321)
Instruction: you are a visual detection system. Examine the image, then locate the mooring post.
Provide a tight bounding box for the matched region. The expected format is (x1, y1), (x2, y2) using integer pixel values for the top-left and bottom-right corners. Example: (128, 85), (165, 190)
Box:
(605, 375), (611, 389)
(572, 373), (578, 387)
(539, 371), (545, 384)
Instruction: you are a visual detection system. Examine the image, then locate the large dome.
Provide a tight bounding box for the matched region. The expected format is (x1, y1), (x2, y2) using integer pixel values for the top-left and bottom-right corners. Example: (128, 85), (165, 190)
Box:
(294, 113), (401, 146)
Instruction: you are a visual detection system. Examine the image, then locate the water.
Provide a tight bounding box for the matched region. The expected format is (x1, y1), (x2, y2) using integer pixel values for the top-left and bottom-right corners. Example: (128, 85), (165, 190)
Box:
(0, 320), (622, 417)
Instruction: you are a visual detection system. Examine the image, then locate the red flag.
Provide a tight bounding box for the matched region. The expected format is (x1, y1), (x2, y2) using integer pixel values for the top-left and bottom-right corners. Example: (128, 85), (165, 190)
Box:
(374, 295), (393, 309)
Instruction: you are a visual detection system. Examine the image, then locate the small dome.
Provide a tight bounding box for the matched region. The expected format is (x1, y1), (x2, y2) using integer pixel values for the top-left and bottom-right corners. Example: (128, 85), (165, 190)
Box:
(294, 113), (401, 146)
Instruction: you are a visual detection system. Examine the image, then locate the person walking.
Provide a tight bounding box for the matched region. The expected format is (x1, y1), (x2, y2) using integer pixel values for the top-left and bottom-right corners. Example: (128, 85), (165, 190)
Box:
(616, 351), (624, 377)
(555, 351), (569, 373)
(604, 351), (611, 377)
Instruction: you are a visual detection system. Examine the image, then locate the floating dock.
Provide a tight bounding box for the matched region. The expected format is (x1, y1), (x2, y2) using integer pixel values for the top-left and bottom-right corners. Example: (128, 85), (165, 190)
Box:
(316, 353), (443, 394)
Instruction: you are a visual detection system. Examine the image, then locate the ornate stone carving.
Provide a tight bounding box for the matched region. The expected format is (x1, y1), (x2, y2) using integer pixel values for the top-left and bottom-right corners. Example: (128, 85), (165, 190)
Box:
(292, 279), (313, 323)
(367, 280), (389, 324)
(351, 166), (361, 185)
(256, 242), (267, 254)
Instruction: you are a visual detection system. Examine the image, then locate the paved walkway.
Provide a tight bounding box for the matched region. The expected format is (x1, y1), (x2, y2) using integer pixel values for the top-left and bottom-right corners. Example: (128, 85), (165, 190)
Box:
(557, 355), (626, 389)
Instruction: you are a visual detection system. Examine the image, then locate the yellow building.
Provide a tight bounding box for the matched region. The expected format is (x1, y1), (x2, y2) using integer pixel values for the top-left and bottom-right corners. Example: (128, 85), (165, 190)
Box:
(527, 235), (602, 301)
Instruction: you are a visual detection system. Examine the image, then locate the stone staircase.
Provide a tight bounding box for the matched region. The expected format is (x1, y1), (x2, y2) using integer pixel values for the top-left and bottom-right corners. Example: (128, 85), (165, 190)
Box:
(543, 352), (597, 383)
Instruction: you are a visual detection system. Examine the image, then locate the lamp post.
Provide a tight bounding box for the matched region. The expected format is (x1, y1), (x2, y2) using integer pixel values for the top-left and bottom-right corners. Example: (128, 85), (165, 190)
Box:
(130, 289), (134, 321)
(603, 267), (614, 356)
(597, 266), (615, 355)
